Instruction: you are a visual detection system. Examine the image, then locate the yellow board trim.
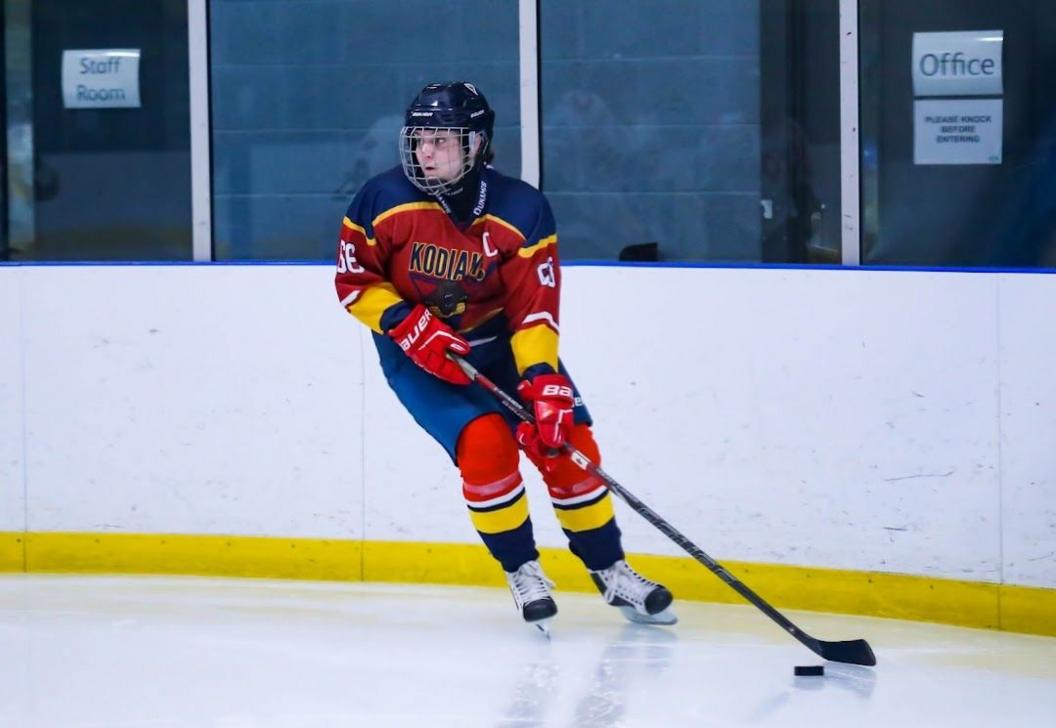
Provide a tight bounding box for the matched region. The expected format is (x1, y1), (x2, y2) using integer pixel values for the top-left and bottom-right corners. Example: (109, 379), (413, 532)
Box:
(347, 282), (404, 333)
(372, 201), (444, 229)
(2, 531), (1054, 637)
(19, 532), (362, 581)
(518, 234), (557, 258)
(0, 533), (24, 571)
(510, 323), (559, 374)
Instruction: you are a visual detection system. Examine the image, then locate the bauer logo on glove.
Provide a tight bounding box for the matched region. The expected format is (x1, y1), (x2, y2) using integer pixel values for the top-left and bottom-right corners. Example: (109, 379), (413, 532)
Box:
(388, 304), (471, 385)
(517, 373), (575, 455)
(540, 383), (573, 399)
(395, 308), (432, 351)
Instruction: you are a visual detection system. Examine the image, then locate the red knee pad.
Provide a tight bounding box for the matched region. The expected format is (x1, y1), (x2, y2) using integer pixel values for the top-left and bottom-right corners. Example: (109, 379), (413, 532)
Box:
(526, 423), (603, 499)
(457, 414), (521, 498)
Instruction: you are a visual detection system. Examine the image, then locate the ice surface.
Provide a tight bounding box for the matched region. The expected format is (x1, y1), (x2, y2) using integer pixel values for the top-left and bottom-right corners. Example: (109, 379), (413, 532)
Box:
(0, 575), (1053, 727)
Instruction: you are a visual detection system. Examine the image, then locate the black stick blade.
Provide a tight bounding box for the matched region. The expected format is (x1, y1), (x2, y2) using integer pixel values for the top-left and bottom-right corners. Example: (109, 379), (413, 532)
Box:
(818, 638), (877, 666)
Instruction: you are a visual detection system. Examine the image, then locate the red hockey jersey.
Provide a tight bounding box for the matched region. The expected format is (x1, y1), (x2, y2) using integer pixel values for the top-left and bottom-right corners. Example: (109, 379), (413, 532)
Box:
(334, 166), (560, 375)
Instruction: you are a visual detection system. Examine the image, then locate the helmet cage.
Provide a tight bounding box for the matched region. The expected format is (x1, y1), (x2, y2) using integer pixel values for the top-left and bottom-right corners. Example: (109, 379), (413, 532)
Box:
(399, 125), (485, 195)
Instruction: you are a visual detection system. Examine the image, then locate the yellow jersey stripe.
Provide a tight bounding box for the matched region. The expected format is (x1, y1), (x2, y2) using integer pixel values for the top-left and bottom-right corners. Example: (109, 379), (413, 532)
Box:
(373, 201), (444, 229)
(510, 324), (559, 375)
(345, 282), (404, 333)
(342, 217), (377, 246)
(467, 493), (530, 535)
(472, 214), (525, 241)
(552, 494), (616, 533)
(518, 234), (557, 258)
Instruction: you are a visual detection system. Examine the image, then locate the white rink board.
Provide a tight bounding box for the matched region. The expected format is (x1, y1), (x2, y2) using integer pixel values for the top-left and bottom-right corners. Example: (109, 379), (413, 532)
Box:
(998, 274), (1056, 588)
(560, 268), (1002, 581)
(3, 263), (1054, 588)
(18, 265), (365, 538)
(0, 269), (25, 532)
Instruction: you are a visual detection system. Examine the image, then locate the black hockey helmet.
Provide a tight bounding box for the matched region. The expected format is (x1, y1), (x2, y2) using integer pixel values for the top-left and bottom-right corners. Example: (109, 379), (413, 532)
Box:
(400, 82), (495, 194)
(404, 82), (495, 140)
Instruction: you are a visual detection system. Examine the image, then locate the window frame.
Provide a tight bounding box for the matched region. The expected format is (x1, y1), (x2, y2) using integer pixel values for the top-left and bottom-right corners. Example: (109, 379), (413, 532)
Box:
(186, 0), (864, 264)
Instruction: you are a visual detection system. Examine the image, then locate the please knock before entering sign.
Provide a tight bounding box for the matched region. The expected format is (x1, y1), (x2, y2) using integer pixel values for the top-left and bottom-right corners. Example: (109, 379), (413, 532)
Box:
(62, 49), (142, 109)
(914, 99), (1003, 165)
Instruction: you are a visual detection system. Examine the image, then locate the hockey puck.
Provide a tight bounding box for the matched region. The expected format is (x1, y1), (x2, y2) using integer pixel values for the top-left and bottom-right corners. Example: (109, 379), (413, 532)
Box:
(794, 665), (825, 676)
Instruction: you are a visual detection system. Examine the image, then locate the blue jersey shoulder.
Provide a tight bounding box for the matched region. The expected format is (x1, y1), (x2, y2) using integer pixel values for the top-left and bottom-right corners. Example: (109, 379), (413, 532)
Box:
(345, 166), (428, 230)
(483, 168), (553, 241)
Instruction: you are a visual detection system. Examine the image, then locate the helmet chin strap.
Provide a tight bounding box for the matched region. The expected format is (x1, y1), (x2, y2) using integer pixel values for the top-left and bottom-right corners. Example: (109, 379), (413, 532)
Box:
(433, 163), (486, 224)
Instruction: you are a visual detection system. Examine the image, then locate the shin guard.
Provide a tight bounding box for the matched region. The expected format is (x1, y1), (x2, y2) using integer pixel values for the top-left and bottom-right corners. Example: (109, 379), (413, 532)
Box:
(457, 414), (538, 572)
(525, 424), (625, 570)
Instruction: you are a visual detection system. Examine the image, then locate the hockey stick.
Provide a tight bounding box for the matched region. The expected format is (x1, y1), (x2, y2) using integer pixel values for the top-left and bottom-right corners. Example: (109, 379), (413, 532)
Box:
(452, 355), (877, 667)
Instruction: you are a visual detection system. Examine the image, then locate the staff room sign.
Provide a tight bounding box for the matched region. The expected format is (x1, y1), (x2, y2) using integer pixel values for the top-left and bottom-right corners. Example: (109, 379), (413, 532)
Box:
(62, 49), (141, 109)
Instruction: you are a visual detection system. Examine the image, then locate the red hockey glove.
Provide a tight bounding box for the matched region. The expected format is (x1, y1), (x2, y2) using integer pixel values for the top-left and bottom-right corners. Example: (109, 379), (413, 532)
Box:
(388, 304), (471, 385)
(516, 373), (575, 457)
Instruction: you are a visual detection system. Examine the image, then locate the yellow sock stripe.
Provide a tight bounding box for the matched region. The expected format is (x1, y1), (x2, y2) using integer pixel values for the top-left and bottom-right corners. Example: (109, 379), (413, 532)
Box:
(2, 532), (1054, 637)
(466, 491), (531, 535)
(552, 492), (616, 532)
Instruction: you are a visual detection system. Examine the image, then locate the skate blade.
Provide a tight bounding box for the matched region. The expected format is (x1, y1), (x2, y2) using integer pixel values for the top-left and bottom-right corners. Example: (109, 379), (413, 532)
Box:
(530, 618), (553, 638)
(618, 605), (678, 626)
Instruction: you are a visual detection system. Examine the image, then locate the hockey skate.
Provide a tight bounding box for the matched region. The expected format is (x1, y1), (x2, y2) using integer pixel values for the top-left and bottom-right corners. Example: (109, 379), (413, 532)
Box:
(505, 560), (558, 635)
(590, 560), (677, 626)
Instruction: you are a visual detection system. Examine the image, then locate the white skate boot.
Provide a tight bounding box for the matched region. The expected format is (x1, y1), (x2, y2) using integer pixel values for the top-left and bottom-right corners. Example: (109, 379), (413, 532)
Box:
(589, 560), (677, 625)
(505, 560), (558, 635)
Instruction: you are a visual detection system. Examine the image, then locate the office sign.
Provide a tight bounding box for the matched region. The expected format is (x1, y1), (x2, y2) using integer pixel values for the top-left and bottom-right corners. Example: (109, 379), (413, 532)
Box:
(912, 30), (1003, 97)
(62, 49), (141, 109)
(914, 99), (1002, 165)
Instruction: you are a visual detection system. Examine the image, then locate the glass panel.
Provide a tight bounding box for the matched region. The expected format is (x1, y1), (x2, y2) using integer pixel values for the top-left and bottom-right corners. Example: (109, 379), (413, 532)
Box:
(1, 2), (17, 261)
(8, 0), (192, 261)
(539, 0), (841, 263)
(860, 0), (1056, 268)
(4, 0), (38, 260)
(209, 0), (521, 261)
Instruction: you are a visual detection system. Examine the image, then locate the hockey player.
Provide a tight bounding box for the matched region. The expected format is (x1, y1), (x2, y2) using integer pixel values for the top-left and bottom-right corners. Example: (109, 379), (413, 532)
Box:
(334, 81), (675, 630)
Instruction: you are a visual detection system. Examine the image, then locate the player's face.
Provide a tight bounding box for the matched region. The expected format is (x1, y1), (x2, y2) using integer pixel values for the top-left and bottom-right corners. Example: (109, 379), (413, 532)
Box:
(413, 129), (465, 182)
